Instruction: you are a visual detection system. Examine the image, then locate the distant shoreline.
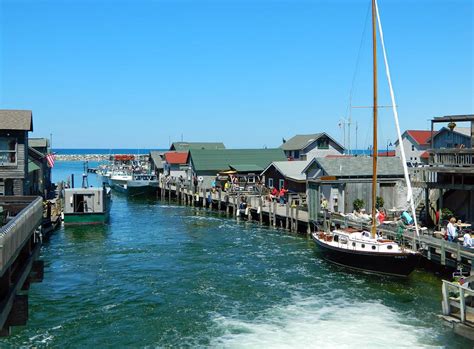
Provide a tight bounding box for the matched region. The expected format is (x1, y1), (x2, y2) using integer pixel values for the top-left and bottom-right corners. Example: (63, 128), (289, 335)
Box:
(56, 154), (151, 162)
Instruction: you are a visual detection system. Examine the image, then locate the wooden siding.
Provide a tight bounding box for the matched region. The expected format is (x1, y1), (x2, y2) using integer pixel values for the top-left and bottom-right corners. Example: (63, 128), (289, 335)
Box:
(263, 166), (306, 193)
(434, 130), (471, 149)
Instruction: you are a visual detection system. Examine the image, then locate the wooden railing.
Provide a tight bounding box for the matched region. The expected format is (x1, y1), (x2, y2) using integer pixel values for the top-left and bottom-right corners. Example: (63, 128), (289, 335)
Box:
(0, 197), (43, 273)
(442, 280), (474, 324)
(429, 149), (474, 167)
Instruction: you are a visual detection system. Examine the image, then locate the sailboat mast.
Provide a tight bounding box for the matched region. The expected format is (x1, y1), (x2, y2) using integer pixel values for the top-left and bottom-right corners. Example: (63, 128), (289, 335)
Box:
(371, 0), (378, 238)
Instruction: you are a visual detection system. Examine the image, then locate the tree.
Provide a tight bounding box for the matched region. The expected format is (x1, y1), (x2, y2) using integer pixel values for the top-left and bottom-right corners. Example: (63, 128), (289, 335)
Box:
(353, 199), (364, 212)
(376, 196), (384, 209)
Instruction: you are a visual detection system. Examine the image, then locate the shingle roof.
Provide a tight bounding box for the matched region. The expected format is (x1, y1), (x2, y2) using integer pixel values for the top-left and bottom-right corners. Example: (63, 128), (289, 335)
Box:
(164, 152), (188, 165)
(0, 110), (33, 131)
(305, 157), (404, 178)
(189, 148), (287, 172)
(406, 130), (436, 146)
(229, 164), (264, 172)
(29, 138), (49, 148)
(262, 160), (310, 181)
(149, 151), (165, 169)
(170, 142), (225, 151)
(280, 133), (323, 151)
(280, 132), (344, 151)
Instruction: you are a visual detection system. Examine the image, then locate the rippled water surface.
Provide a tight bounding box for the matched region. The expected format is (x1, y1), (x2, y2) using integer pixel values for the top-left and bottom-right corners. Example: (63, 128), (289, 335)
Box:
(3, 162), (472, 348)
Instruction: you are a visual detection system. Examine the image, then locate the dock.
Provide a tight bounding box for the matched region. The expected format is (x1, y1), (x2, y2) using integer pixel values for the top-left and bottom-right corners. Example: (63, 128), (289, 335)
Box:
(0, 196), (44, 336)
(441, 279), (474, 341)
(157, 182), (474, 274)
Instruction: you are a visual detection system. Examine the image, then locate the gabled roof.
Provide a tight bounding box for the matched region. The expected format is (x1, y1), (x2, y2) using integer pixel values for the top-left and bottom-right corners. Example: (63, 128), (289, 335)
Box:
(261, 160), (310, 182)
(435, 126), (471, 138)
(303, 157), (404, 178)
(188, 148), (287, 172)
(170, 142), (225, 151)
(0, 110), (33, 131)
(149, 151), (165, 169)
(29, 138), (49, 148)
(164, 152), (188, 165)
(280, 132), (344, 152)
(395, 130), (437, 146)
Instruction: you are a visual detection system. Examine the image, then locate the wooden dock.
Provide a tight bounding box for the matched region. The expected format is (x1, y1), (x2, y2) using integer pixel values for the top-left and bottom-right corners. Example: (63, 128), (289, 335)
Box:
(441, 280), (474, 341)
(157, 182), (474, 273)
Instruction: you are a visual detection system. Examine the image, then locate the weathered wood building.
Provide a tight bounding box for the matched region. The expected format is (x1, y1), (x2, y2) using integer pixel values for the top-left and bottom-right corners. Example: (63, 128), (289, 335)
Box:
(413, 114), (474, 224)
(0, 110), (33, 196)
(280, 133), (344, 160)
(261, 160), (309, 193)
(304, 157), (406, 220)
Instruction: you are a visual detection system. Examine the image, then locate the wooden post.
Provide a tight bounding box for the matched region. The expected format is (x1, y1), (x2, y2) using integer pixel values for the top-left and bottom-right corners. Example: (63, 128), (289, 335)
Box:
(440, 239), (446, 266)
(218, 189), (222, 211)
(233, 195), (237, 217)
(285, 202), (289, 230)
(441, 281), (450, 315)
(269, 200), (273, 226)
(460, 286), (466, 323)
(259, 197), (263, 225)
(226, 195), (230, 215)
(295, 206), (299, 233)
(273, 201), (277, 227)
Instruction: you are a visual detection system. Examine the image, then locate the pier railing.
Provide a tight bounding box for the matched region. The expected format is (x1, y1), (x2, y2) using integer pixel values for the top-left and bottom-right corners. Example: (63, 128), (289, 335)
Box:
(442, 280), (474, 324)
(429, 148), (474, 167)
(0, 196), (43, 273)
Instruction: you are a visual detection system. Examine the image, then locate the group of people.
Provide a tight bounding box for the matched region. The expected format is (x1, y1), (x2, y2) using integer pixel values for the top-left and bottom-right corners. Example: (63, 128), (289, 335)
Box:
(446, 217), (473, 248)
(268, 186), (288, 205)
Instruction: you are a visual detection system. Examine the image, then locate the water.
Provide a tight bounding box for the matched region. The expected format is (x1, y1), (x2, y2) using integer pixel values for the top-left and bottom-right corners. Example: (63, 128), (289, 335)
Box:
(3, 162), (472, 347)
(53, 149), (164, 155)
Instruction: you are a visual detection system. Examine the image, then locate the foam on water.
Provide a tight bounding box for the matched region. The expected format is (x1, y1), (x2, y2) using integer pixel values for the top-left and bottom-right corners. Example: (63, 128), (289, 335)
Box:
(210, 294), (435, 349)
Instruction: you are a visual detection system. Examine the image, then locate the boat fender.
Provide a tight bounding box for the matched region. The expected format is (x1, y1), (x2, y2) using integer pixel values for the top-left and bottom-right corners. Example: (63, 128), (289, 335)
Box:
(257, 206), (261, 214)
(236, 209), (240, 217)
(245, 207), (249, 215)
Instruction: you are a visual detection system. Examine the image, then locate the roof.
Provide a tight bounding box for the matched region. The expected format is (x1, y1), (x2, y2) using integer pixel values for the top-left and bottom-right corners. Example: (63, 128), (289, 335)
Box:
(433, 114), (474, 123)
(29, 138), (49, 148)
(149, 151), (164, 169)
(188, 148), (287, 172)
(399, 130), (436, 146)
(0, 110), (33, 131)
(262, 160), (310, 182)
(28, 160), (40, 173)
(304, 157), (404, 178)
(280, 132), (344, 151)
(420, 151), (429, 159)
(170, 142), (225, 151)
(164, 152), (188, 165)
(229, 164), (264, 172)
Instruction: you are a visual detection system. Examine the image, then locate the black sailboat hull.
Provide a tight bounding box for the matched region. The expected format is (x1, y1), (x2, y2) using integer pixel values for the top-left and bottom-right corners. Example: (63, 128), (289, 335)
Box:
(312, 234), (419, 277)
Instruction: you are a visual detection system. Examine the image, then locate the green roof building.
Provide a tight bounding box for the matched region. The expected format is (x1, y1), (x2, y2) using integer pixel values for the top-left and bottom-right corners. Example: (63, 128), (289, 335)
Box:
(170, 142), (226, 152)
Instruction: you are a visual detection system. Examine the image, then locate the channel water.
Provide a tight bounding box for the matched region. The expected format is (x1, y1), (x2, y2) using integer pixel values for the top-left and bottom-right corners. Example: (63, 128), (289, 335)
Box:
(3, 161), (472, 347)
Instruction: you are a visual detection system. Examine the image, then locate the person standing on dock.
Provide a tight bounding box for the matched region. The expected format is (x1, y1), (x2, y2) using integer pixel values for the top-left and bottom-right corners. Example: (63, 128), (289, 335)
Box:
(447, 217), (458, 242)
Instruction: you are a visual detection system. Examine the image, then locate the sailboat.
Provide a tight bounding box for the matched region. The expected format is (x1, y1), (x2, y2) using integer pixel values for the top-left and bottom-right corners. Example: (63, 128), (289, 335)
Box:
(311, 0), (420, 277)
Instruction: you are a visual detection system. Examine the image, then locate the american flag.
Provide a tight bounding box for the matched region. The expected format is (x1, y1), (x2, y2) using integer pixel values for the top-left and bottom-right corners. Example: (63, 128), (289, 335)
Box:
(46, 153), (56, 168)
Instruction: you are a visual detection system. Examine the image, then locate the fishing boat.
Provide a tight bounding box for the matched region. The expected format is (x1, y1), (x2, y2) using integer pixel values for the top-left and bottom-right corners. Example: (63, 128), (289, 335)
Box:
(63, 169), (112, 225)
(113, 173), (159, 196)
(312, 0), (420, 277)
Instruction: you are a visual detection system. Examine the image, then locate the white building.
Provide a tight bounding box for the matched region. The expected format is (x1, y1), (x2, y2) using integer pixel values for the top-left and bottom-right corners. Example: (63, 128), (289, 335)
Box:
(280, 133), (345, 160)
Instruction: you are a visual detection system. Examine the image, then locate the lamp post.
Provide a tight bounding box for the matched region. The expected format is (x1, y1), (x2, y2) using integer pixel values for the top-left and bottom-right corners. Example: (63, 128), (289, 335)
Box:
(386, 140), (392, 156)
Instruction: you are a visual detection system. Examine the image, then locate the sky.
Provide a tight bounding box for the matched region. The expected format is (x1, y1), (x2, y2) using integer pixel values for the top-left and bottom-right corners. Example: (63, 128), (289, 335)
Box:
(0, 0), (472, 149)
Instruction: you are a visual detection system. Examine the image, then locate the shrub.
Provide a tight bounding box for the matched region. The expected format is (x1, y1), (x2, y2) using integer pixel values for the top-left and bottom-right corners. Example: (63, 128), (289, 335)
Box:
(376, 196), (384, 209)
(353, 199), (365, 212)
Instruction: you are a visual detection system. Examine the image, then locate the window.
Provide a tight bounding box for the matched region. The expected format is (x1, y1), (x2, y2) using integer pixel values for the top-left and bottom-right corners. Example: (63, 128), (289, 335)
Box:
(334, 235), (339, 242)
(361, 244), (365, 248)
(0, 138), (17, 166)
(387, 245), (393, 250)
(411, 145), (415, 151)
(294, 150), (300, 159)
(268, 178), (274, 188)
(279, 179), (285, 190)
(317, 138), (329, 149)
(371, 245), (376, 250)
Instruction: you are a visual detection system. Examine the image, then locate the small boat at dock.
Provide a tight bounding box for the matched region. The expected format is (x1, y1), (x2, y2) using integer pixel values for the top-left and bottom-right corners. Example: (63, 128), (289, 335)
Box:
(63, 186), (112, 225)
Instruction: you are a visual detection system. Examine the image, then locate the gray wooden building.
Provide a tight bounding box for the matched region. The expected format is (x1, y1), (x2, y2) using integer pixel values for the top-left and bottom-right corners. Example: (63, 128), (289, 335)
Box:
(303, 157), (406, 220)
(0, 110), (33, 196)
(280, 133), (345, 160)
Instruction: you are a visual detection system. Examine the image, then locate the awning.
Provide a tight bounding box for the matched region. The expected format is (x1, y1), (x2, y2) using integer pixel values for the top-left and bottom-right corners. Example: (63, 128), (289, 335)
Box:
(28, 161), (40, 173)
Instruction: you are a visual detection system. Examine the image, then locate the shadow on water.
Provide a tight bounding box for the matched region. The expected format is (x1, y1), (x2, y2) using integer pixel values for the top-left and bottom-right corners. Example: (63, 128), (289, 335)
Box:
(63, 224), (111, 242)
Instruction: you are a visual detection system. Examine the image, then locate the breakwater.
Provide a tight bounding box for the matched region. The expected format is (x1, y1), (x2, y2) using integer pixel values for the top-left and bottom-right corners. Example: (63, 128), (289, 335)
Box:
(55, 154), (150, 162)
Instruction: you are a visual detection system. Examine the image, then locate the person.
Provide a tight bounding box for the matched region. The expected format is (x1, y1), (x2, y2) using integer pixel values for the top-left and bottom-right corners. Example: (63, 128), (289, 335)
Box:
(463, 232), (473, 248)
(271, 187), (279, 201)
(321, 197), (328, 211)
(224, 181), (231, 192)
(279, 187), (287, 205)
(193, 175), (198, 193)
(447, 217), (458, 242)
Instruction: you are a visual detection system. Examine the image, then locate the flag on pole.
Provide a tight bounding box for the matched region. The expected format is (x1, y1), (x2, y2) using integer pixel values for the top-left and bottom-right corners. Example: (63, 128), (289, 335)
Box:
(46, 153), (55, 168)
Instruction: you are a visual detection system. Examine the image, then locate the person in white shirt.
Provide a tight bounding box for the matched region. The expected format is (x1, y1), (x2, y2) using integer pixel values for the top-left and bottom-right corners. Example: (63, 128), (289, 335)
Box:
(463, 232), (473, 248)
(447, 217), (458, 242)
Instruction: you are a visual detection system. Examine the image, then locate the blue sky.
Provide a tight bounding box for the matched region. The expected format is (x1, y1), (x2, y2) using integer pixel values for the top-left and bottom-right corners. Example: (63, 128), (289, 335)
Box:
(1, 0), (472, 149)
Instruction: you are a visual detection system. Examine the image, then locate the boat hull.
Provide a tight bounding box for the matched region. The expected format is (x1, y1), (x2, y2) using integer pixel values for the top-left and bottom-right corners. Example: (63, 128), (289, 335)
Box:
(64, 212), (110, 225)
(311, 233), (419, 277)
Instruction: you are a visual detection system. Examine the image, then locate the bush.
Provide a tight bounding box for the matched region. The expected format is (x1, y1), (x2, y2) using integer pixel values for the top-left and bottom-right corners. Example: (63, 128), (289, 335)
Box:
(376, 196), (384, 209)
(441, 208), (453, 220)
(353, 199), (365, 212)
